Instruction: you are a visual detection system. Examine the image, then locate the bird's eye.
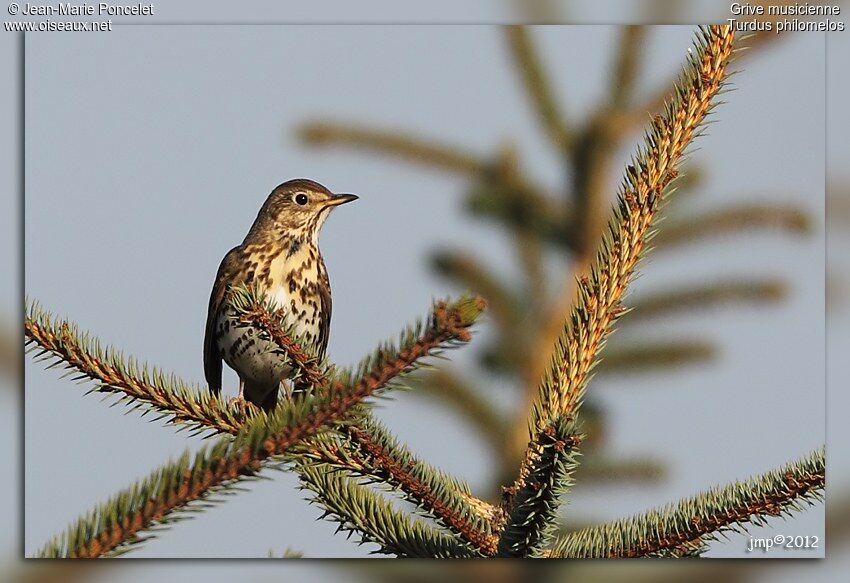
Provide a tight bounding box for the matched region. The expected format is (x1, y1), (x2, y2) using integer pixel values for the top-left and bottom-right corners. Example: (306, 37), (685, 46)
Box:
(294, 193), (309, 206)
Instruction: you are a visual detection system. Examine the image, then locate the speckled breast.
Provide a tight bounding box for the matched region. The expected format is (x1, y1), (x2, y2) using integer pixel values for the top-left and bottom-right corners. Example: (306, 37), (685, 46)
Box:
(215, 305), (295, 390)
(215, 280), (323, 389)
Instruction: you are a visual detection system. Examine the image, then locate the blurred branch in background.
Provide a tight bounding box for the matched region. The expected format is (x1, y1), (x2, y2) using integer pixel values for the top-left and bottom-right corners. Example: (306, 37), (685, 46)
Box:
(598, 340), (717, 375)
(624, 278), (788, 323)
(505, 25), (572, 152)
(654, 202), (812, 250)
(829, 181), (850, 225)
(828, 182), (850, 310)
(413, 368), (507, 449)
(298, 122), (486, 177)
(573, 456), (665, 484)
(0, 319), (17, 382)
(609, 26), (646, 110)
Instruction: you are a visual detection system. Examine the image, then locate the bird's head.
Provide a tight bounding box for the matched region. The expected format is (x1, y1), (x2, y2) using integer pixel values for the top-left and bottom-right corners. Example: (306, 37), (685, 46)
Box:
(251, 179), (358, 243)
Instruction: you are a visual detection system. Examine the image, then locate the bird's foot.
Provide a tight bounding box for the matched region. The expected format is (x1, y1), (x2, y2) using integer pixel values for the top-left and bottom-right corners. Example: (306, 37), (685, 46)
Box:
(228, 395), (259, 418)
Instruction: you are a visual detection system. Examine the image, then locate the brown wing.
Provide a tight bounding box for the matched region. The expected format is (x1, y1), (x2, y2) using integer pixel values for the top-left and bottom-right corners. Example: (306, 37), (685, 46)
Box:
(316, 258), (332, 359)
(204, 246), (242, 394)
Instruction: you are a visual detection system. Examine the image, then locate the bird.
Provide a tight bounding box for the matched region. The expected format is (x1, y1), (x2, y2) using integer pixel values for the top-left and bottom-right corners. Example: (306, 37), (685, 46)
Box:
(204, 178), (357, 411)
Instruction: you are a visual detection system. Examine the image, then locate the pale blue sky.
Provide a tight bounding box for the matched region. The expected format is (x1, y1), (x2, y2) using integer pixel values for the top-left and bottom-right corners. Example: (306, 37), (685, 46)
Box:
(18, 23), (827, 565)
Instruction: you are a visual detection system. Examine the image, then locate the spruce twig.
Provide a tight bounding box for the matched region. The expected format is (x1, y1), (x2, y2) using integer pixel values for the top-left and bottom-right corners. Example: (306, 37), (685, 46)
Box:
(296, 462), (482, 558)
(305, 417), (502, 555)
(231, 292), (327, 390)
(25, 301), (247, 436)
(610, 30), (779, 140)
(548, 447), (825, 558)
(508, 23), (735, 513)
(35, 408), (312, 558)
(26, 292), (484, 437)
(38, 397), (475, 558)
(497, 415), (583, 557)
(235, 290), (502, 554)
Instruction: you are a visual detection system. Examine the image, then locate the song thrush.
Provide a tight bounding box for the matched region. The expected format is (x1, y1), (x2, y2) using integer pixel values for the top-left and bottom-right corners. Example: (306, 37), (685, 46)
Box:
(204, 179), (357, 410)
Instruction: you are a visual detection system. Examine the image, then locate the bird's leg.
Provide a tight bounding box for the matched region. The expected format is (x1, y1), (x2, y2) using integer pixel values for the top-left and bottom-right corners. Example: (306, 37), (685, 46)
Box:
(227, 378), (255, 416)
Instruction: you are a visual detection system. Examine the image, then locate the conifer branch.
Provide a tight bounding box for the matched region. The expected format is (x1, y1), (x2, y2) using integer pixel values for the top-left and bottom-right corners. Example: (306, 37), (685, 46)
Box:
(624, 278), (787, 323)
(505, 26), (571, 152)
(34, 362), (457, 558)
(306, 417), (502, 555)
(36, 409), (300, 558)
(298, 121), (486, 177)
(296, 462), (483, 558)
(509, 24), (735, 509)
(611, 30), (778, 140)
(240, 291), (497, 552)
(497, 416), (582, 557)
(40, 392), (474, 558)
(548, 447), (825, 558)
(304, 296), (487, 420)
(234, 290), (501, 550)
(31, 292), (489, 557)
(26, 292), (484, 437)
(29, 23), (822, 560)
(25, 302), (247, 435)
(654, 203), (812, 249)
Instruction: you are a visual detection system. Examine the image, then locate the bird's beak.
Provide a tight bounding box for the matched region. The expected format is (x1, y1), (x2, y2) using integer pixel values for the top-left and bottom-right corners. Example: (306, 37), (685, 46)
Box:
(326, 193), (359, 207)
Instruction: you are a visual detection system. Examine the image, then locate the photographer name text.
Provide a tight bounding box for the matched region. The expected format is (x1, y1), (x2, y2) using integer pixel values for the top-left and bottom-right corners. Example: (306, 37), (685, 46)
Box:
(16, 2), (153, 16)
